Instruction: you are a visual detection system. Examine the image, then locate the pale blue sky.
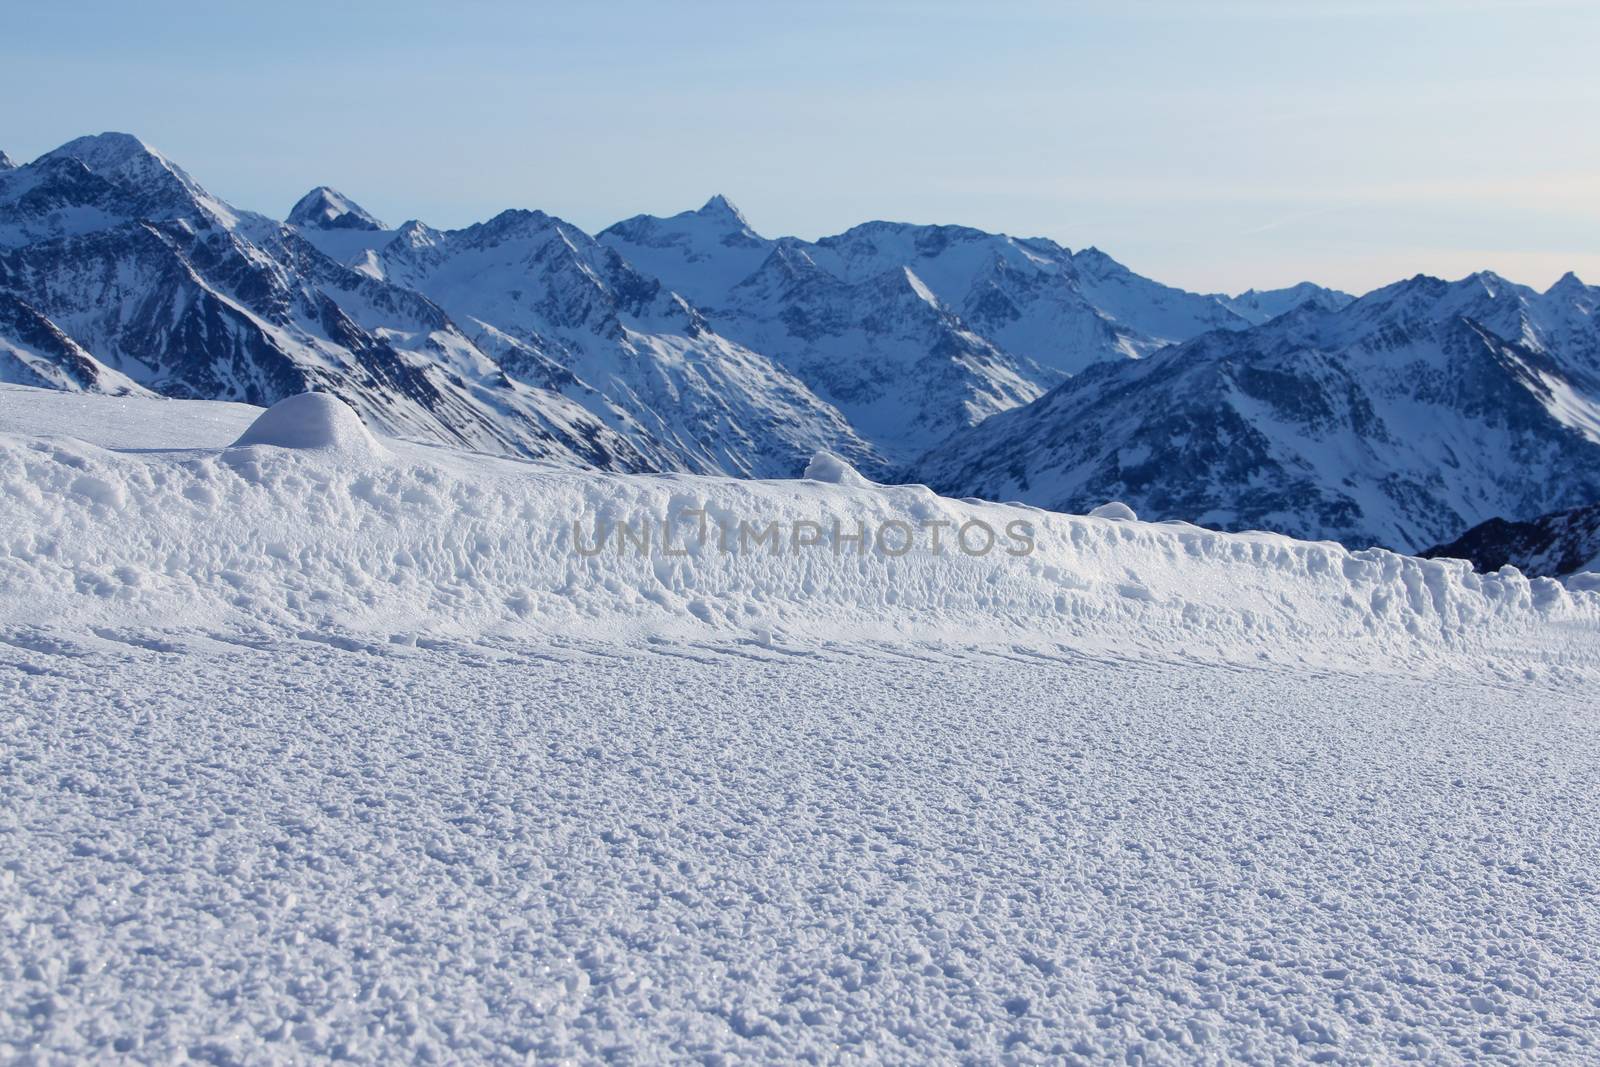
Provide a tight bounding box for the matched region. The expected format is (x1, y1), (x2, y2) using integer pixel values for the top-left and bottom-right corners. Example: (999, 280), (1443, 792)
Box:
(6, 0), (1597, 294)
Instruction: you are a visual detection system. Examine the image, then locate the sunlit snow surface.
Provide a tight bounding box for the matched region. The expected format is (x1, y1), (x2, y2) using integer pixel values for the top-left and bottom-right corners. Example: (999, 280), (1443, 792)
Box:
(4, 385), (1600, 1063)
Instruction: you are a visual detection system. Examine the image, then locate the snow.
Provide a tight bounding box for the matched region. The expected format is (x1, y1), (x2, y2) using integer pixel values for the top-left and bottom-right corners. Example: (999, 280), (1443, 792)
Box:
(0, 385), (261, 449)
(901, 265), (941, 307)
(1088, 501), (1137, 521)
(1533, 370), (1600, 443)
(35, 132), (245, 233)
(598, 197), (774, 309)
(802, 449), (872, 487)
(230, 392), (387, 458)
(4, 386), (1600, 1062)
(0, 324), (146, 397)
(1, 139), (771, 476)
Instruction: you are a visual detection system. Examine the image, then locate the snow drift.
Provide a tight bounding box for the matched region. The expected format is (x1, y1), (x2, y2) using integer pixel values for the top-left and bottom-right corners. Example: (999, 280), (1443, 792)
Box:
(1, 385), (1596, 679)
(230, 392), (386, 458)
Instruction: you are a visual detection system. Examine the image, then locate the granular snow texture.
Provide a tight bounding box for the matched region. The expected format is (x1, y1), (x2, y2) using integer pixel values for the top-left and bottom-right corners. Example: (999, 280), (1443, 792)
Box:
(4, 632), (1597, 1063)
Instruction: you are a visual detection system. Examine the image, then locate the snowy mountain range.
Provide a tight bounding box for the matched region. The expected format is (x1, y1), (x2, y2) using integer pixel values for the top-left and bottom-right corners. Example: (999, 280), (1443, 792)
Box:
(912, 272), (1600, 551)
(0, 134), (665, 472)
(598, 200), (1320, 459)
(4, 132), (1597, 554)
(0, 133), (1335, 479)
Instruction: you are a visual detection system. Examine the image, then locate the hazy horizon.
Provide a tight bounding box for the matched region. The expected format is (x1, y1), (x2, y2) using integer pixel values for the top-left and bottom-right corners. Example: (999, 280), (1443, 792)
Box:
(7, 0), (1597, 295)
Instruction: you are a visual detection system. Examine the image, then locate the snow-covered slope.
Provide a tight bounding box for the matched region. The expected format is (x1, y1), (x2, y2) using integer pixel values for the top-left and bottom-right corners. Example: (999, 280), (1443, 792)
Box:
(912, 271), (1600, 552)
(601, 205), (1066, 461)
(0, 133), (247, 244)
(597, 195), (773, 309)
(373, 209), (880, 478)
(0, 293), (147, 394)
(1424, 499), (1600, 580)
(282, 187), (399, 269)
(0, 383), (261, 447)
(6, 386), (1600, 1063)
(719, 248), (1050, 461)
(1059, 245), (1254, 347)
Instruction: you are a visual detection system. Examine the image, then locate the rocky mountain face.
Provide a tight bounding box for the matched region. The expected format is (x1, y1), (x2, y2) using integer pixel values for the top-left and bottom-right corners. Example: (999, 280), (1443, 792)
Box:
(0, 291), (146, 393)
(287, 186), (386, 231)
(1423, 501), (1600, 578)
(910, 272), (1600, 551)
(371, 208), (880, 477)
(601, 201), (1289, 372)
(599, 200), (1351, 462)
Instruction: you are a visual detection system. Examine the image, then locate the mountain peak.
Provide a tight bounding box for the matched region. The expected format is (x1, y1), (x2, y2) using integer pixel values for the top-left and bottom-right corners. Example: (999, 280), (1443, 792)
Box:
(1235, 281), (1318, 300)
(386, 219), (445, 254)
(476, 207), (559, 239)
(287, 185), (386, 231)
(697, 194), (749, 228)
(1369, 273), (1449, 302)
(1464, 270), (1513, 297)
(28, 131), (241, 232)
(1221, 282), (1354, 325)
(41, 132), (163, 172)
(0, 150), (15, 171)
(1070, 245), (1128, 278)
(1547, 270), (1587, 295)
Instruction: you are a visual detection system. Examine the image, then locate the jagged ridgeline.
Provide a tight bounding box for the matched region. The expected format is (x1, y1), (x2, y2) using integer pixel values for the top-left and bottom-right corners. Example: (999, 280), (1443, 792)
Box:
(4, 133), (1599, 552)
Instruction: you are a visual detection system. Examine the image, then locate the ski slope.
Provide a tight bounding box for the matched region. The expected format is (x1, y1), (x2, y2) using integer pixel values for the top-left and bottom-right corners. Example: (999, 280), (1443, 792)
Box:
(4, 385), (1600, 1063)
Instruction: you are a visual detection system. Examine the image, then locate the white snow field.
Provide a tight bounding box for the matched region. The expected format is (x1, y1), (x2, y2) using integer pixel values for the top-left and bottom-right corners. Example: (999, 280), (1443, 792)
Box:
(4, 384), (1600, 1064)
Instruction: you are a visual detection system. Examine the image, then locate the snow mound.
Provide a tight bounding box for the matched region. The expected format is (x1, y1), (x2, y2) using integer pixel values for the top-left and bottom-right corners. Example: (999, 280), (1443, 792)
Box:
(803, 450), (872, 487)
(1569, 571), (1600, 593)
(230, 393), (385, 457)
(1089, 501), (1138, 521)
